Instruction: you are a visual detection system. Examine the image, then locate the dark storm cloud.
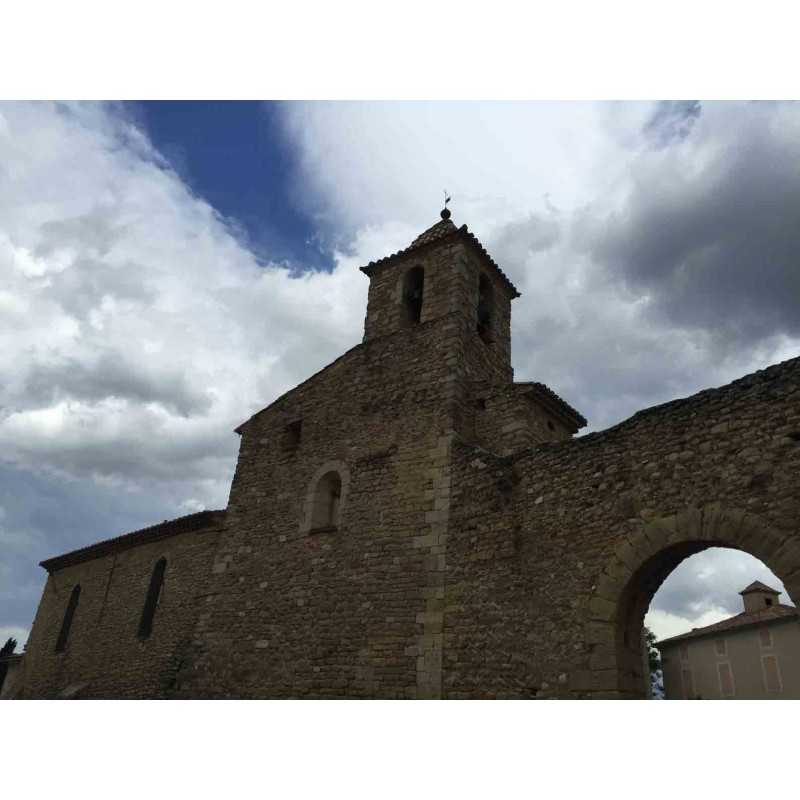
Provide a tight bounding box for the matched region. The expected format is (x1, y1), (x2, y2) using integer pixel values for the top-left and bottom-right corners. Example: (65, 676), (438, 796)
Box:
(13, 422), (236, 484)
(642, 100), (701, 148)
(22, 351), (212, 417)
(583, 103), (800, 350)
(487, 213), (560, 267)
(0, 462), (204, 641)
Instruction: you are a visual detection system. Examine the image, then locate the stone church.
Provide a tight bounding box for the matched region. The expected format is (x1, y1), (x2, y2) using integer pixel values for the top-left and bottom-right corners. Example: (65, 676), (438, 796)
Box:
(10, 209), (800, 699)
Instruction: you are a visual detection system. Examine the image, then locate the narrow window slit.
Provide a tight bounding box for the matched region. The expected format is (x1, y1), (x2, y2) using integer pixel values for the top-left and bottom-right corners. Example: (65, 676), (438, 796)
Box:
(55, 584), (81, 653)
(138, 558), (167, 640)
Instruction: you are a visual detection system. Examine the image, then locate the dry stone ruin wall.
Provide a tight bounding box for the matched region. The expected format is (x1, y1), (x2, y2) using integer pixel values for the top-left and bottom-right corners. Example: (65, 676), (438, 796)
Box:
(445, 355), (800, 698)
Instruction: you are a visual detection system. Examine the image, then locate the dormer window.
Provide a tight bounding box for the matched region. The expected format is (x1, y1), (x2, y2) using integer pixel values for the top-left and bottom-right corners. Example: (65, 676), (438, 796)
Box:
(477, 274), (493, 343)
(402, 267), (424, 325)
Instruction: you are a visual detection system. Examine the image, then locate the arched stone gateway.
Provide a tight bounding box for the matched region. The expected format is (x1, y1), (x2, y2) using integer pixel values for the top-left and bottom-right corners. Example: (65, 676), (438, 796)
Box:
(587, 503), (800, 698)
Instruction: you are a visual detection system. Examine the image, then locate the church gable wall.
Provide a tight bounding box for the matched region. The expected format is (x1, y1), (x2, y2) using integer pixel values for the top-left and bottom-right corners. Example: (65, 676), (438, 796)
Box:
(181, 316), (462, 698)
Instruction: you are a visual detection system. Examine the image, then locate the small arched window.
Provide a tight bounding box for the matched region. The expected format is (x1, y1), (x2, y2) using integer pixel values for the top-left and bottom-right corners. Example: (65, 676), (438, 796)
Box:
(55, 584), (81, 653)
(477, 274), (493, 342)
(402, 266), (425, 325)
(137, 558), (167, 640)
(310, 470), (342, 532)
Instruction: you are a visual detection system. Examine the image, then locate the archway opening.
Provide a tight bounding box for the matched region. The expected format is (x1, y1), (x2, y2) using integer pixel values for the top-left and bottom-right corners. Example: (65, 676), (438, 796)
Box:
(616, 542), (796, 699)
(587, 508), (800, 699)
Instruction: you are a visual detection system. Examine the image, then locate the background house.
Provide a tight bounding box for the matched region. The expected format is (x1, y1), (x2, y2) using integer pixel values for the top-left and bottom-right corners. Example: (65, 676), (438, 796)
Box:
(657, 581), (800, 699)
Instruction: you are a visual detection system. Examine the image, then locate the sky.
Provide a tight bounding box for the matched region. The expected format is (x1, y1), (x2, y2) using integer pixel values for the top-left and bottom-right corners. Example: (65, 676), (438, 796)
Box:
(1, 100), (798, 649)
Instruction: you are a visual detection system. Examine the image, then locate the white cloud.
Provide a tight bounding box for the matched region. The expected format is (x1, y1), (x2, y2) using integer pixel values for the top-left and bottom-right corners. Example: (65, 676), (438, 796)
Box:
(645, 547), (793, 642)
(0, 626), (28, 649)
(0, 102), (369, 511)
(645, 607), (731, 643)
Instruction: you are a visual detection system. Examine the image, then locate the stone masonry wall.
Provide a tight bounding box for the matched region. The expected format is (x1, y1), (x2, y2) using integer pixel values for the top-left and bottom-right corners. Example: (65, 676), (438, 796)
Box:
(471, 384), (573, 456)
(20, 515), (224, 699)
(178, 315), (463, 698)
(444, 356), (800, 698)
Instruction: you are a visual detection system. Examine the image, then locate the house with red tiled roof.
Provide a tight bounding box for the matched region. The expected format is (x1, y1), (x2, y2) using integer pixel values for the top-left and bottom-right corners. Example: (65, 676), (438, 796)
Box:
(657, 581), (800, 699)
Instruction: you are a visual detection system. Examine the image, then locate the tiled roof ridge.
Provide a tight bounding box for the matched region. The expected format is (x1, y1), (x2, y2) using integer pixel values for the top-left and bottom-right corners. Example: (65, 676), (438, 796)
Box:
(740, 580), (780, 595)
(408, 217), (457, 248)
(656, 604), (798, 648)
(359, 219), (521, 298)
(39, 509), (227, 573)
(514, 381), (588, 428)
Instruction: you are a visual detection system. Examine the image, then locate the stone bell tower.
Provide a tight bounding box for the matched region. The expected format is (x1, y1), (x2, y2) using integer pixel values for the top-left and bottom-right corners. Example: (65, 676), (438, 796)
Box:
(359, 207), (520, 387)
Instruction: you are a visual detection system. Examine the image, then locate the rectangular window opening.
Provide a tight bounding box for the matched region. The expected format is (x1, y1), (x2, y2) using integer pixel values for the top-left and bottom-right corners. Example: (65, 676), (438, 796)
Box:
(284, 419), (302, 451)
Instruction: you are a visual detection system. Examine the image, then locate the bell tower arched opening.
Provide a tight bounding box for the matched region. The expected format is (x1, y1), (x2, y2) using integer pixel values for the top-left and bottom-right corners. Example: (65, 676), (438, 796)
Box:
(476, 273), (493, 343)
(402, 266), (425, 326)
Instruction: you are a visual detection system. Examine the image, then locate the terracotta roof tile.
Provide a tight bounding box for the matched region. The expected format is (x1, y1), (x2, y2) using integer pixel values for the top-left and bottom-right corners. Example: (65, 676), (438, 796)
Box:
(514, 381), (587, 430)
(39, 509), (226, 573)
(739, 580), (780, 595)
(360, 217), (521, 298)
(408, 218), (457, 249)
(656, 604), (798, 648)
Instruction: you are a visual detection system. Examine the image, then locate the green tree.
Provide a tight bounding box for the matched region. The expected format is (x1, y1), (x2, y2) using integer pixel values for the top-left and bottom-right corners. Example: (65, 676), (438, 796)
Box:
(0, 637), (18, 692)
(644, 626), (664, 698)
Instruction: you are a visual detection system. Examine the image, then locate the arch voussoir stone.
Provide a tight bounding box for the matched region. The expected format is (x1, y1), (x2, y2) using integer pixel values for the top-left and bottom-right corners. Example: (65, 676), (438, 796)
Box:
(593, 571), (626, 604)
(674, 505), (703, 541)
(784, 578), (800, 607)
(707, 507), (743, 542)
(771, 538), (800, 585)
(613, 540), (641, 573)
(736, 515), (784, 563)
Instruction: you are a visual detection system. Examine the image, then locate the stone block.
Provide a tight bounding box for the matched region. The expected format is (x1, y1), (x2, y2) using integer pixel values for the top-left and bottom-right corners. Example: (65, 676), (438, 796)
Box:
(588, 596), (616, 622)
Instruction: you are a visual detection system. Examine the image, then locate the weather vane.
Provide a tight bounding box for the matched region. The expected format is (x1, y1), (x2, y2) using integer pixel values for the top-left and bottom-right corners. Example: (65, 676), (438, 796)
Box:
(441, 190), (452, 220)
